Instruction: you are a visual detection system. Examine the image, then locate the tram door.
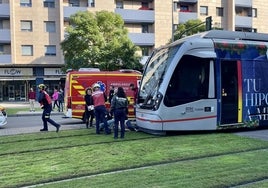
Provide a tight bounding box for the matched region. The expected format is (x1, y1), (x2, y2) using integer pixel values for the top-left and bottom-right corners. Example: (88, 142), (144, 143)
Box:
(221, 60), (238, 124)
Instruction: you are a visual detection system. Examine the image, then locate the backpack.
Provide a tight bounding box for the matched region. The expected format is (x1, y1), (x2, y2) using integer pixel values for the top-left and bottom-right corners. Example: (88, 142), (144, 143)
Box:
(44, 91), (52, 105)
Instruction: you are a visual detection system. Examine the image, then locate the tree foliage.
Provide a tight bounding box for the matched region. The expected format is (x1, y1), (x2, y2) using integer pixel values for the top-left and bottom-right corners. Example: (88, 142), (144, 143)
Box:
(173, 19), (206, 41)
(61, 11), (142, 71)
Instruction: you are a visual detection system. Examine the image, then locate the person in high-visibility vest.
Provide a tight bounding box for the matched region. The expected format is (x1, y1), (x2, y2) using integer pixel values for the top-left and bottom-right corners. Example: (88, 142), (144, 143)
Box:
(38, 84), (61, 132)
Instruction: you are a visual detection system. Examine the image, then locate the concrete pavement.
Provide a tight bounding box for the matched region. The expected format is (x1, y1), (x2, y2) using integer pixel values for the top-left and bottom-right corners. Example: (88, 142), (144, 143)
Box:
(1, 102), (268, 142)
(0, 101), (83, 136)
(2, 101), (62, 117)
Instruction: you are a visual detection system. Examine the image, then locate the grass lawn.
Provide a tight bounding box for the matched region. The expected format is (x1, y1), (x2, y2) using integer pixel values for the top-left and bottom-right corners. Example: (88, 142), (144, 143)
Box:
(0, 129), (268, 187)
(5, 107), (42, 115)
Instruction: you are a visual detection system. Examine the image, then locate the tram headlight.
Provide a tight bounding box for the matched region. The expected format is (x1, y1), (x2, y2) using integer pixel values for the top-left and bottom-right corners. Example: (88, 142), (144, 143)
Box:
(152, 92), (163, 111)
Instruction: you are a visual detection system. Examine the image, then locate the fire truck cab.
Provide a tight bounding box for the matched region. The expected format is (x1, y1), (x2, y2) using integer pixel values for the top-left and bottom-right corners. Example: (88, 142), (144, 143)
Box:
(64, 68), (141, 121)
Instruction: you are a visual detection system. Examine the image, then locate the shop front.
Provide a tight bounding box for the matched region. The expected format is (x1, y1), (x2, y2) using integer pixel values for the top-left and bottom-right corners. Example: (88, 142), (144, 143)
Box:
(0, 67), (65, 101)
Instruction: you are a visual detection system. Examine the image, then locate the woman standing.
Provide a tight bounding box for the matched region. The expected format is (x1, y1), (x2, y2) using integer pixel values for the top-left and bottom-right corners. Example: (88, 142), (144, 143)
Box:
(84, 87), (94, 128)
(110, 87), (128, 139)
(52, 87), (59, 111)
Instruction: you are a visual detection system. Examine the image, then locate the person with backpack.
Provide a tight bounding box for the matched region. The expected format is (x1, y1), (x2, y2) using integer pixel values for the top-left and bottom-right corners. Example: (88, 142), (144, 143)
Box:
(38, 84), (61, 132)
(110, 87), (128, 139)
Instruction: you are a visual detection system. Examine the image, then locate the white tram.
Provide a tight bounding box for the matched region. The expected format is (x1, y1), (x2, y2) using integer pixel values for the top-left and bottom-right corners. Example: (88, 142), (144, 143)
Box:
(136, 30), (268, 134)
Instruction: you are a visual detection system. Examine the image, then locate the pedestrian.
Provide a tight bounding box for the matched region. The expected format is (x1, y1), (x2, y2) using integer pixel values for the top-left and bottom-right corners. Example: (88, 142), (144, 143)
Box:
(110, 87), (128, 139)
(38, 84), (61, 132)
(58, 88), (64, 112)
(92, 83), (111, 135)
(28, 87), (36, 112)
(108, 85), (115, 104)
(52, 87), (59, 111)
(84, 87), (94, 128)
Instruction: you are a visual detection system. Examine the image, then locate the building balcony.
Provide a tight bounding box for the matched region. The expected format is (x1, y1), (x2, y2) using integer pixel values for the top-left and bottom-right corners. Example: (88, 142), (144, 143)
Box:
(235, 0), (252, 7)
(235, 16), (252, 28)
(63, 6), (88, 19)
(178, 0), (197, 3)
(0, 3), (10, 18)
(0, 29), (11, 43)
(115, 9), (154, 23)
(0, 55), (11, 64)
(178, 12), (198, 23)
(129, 33), (155, 46)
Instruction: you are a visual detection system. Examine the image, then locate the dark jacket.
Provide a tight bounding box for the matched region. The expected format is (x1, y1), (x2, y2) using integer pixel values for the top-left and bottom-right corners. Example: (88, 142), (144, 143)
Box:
(85, 94), (94, 111)
(110, 95), (128, 111)
(58, 91), (64, 102)
(109, 89), (115, 103)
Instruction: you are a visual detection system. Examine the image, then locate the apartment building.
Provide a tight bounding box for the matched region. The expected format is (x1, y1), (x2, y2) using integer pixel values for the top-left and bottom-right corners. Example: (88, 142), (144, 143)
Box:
(0, 0), (267, 101)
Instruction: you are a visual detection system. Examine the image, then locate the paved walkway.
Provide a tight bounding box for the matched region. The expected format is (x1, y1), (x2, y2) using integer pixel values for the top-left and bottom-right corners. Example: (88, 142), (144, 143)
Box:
(2, 102), (268, 142)
(1, 101), (62, 116)
(0, 101), (81, 136)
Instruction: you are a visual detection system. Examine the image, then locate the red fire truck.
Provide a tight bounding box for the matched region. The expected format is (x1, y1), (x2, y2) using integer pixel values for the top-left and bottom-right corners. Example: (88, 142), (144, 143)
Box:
(64, 69), (141, 121)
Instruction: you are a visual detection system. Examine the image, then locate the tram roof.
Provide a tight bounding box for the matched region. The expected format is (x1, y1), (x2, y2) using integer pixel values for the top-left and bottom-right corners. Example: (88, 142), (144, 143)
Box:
(201, 30), (268, 42)
(154, 30), (268, 55)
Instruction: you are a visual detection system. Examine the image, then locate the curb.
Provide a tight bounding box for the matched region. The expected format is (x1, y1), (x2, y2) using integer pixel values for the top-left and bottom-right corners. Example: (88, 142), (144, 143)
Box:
(8, 112), (64, 117)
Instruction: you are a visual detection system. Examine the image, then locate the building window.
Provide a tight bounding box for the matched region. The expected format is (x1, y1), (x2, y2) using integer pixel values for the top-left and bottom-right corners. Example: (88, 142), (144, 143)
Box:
(0, 45), (3, 54)
(142, 24), (149, 33)
(172, 2), (177, 12)
(89, 0), (94, 7)
(180, 5), (189, 12)
(252, 8), (257, 17)
(22, 45), (33, 56)
(69, 0), (79, 7)
(116, 1), (123, 9)
(141, 47), (149, 56)
(45, 45), (56, 56)
(21, 20), (32, 32)
(44, 21), (56, 32)
(139, 2), (149, 10)
(235, 7), (252, 17)
(200, 6), (208, 16)
(216, 7), (223, 17)
(20, 0), (32, 7)
(44, 0), (55, 8)
(235, 27), (253, 32)
(0, 20), (3, 29)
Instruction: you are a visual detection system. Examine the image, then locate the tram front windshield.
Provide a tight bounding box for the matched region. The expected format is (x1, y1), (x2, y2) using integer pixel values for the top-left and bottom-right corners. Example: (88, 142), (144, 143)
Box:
(138, 44), (181, 109)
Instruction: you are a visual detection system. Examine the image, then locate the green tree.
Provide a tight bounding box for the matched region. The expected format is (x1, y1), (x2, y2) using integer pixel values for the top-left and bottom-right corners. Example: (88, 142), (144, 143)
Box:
(61, 10), (142, 71)
(173, 19), (206, 41)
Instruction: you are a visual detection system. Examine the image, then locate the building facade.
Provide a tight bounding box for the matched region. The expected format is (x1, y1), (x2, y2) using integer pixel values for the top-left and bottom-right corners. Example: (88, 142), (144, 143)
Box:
(0, 0), (267, 101)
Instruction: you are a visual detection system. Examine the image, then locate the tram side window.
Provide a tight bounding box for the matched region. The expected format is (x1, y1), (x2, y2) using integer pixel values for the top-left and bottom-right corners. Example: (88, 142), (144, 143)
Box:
(164, 55), (210, 107)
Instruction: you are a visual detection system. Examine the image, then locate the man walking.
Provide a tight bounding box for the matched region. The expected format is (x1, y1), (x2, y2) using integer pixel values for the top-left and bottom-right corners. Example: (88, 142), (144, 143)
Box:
(38, 84), (61, 132)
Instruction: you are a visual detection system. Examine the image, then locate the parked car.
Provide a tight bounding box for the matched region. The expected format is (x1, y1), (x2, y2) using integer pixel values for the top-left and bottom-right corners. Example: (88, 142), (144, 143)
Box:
(0, 105), (7, 126)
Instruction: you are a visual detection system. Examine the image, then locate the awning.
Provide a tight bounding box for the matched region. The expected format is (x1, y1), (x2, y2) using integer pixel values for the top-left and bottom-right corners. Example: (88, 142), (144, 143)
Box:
(0, 77), (35, 81)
